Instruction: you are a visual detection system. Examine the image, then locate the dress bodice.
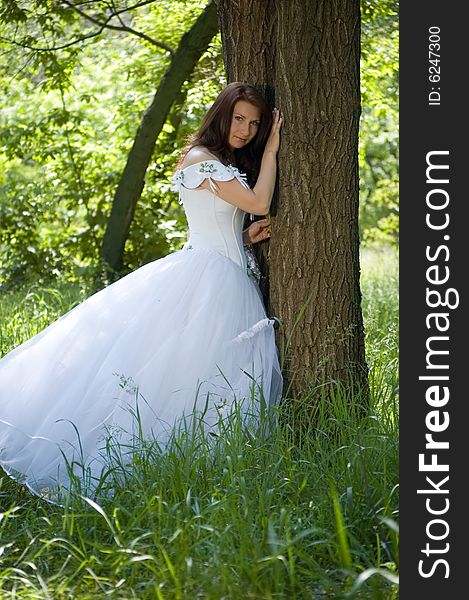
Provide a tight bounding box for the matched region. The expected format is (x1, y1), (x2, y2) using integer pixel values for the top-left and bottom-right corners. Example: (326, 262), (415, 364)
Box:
(171, 160), (250, 271)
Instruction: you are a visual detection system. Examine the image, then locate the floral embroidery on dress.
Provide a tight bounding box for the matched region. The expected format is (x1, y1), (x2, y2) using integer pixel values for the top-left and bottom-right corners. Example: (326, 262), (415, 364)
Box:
(198, 161), (219, 174)
(174, 169), (185, 182)
(170, 160), (249, 204)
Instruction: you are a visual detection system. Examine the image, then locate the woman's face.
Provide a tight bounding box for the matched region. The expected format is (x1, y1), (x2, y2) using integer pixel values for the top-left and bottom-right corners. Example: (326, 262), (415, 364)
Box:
(228, 100), (261, 149)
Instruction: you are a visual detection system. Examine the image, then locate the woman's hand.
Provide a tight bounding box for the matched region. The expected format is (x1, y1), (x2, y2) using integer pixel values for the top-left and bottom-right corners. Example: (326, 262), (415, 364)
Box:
(243, 218), (271, 245)
(264, 107), (283, 155)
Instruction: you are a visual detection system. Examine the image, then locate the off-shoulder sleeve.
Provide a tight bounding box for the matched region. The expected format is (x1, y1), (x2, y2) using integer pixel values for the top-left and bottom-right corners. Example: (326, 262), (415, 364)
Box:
(171, 159), (250, 204)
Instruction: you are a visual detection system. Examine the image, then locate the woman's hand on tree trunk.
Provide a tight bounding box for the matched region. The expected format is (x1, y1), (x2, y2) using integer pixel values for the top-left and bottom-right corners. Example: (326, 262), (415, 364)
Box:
(243, 218), (271, 245)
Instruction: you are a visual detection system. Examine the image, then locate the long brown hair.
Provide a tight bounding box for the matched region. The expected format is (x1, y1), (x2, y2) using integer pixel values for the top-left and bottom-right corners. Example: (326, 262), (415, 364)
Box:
(176, 82), (272, 186)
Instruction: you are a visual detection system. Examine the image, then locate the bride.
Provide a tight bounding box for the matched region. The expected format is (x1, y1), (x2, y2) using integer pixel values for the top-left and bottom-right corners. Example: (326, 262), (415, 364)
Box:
(0, 82), (284, 497)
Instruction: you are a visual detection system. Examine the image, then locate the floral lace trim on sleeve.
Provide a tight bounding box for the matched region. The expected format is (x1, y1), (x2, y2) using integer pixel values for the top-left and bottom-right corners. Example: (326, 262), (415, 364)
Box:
(171, 160), (249, 204)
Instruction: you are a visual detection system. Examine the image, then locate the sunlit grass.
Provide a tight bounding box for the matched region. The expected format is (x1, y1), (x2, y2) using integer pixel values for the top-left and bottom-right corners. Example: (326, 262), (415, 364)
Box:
(0, 282), (87, 356)
(0, 246), (399, 599)
(360, 245), (399, 425)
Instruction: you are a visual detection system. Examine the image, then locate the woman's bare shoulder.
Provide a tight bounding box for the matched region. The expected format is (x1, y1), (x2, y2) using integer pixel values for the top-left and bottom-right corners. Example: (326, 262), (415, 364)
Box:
(182, 146), (221, 168)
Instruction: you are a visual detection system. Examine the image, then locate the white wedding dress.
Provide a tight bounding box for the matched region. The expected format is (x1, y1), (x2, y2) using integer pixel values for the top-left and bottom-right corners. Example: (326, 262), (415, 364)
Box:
(0, 159), (283, 497)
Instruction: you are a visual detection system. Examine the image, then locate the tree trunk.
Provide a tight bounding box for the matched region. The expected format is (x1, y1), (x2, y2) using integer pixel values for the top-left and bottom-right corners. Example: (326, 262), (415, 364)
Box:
(100, 0), (219, 275)
(218, 0), (368, 400)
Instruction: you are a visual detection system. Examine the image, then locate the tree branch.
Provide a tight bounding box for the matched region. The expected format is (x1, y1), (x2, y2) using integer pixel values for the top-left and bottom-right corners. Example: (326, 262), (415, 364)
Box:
(61, 0), (175, 54)
(0, 0), (175, 55)
(0, 28), (104, 52)
(109, 0), (127, 30)
(97, 0), (157, 19)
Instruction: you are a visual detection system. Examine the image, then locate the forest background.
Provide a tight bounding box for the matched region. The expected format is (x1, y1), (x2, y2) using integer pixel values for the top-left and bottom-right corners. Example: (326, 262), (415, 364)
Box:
(0, 0), (398, 291)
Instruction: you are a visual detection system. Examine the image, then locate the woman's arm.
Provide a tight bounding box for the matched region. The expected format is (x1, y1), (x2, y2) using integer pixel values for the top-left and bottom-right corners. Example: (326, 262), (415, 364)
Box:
(182, 108), (283, 216)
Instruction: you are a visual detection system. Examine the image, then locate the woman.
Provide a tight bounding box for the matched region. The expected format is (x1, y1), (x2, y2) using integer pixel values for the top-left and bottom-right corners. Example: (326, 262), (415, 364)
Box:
(0, 82), (283, 498)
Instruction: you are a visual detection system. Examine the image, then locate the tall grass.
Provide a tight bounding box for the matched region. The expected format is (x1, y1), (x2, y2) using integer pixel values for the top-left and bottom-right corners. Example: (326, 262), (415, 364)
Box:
(0, 247), (398, 599)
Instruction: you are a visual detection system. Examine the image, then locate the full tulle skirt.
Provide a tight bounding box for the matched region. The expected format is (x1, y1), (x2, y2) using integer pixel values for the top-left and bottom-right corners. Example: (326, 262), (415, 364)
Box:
(0, 247), (283, 497)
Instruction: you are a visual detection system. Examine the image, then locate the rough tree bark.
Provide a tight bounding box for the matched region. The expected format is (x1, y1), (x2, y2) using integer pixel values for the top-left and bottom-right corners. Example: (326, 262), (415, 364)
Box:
(100, 0), (219, 274)
(218, 0), (368, 400)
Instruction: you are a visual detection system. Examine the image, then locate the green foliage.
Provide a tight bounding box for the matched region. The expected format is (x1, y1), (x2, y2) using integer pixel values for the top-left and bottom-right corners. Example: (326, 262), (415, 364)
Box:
(0, 248), (398, 597)
(360, 0), (399, 246)
(0, 0), (398, 289)
(0, 1), (224, 288)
